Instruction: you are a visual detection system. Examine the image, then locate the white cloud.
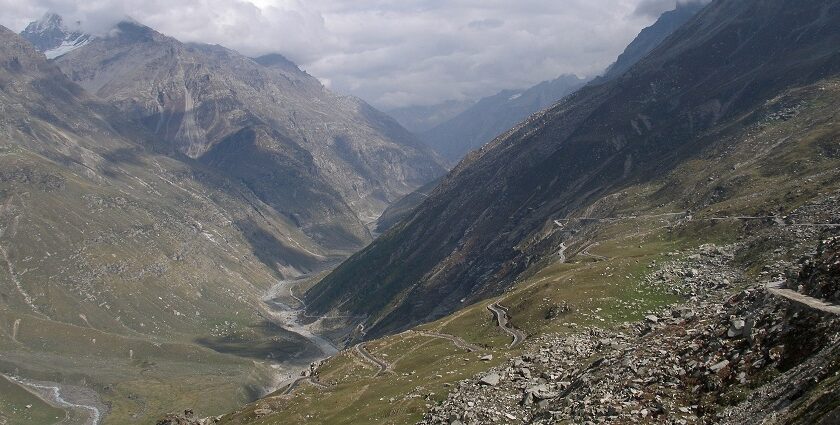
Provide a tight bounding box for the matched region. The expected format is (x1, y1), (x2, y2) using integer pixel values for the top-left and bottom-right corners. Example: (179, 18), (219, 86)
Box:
(0, 0), (685, 108)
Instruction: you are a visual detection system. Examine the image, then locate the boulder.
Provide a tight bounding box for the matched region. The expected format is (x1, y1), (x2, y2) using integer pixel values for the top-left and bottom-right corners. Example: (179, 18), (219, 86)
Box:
(479, 373), (501, 386)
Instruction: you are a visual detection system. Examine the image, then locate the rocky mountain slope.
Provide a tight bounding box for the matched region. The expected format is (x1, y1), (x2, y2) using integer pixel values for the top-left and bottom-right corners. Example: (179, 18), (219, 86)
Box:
(419, 74), (586, 163)
(0, 24), (378, 424)
(304, 0), (840, 340)
(424, 230), (840, 424)
(45, 20), (445, 250)
(206, 67), (840, 425)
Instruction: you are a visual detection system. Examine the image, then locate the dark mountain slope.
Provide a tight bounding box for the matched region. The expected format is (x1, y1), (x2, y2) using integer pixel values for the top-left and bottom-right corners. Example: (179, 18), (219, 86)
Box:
(369, 1), (706, 235)
(405, 2), (704, 165)
(305, 0), (840, 338)
(49, 21), (445, 250)
(420, 74), (586, 163)
(598, 1), (706, 82)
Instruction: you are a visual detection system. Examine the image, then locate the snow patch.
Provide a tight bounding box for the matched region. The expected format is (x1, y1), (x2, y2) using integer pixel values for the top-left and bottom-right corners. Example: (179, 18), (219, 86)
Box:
(44, 34), (92, 59)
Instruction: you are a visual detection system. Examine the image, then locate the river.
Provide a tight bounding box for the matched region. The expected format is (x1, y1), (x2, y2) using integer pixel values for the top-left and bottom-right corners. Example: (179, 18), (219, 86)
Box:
(3, 374), (102, 425)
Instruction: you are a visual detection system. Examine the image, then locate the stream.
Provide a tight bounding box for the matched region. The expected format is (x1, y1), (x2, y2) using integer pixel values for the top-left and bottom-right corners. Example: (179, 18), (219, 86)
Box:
(3, 374), (101, 425)
(260, 278), (340, 391)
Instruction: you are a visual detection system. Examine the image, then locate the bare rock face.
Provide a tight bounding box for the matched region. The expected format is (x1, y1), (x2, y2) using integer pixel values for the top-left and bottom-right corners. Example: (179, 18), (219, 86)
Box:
(48, 20), (446, 250)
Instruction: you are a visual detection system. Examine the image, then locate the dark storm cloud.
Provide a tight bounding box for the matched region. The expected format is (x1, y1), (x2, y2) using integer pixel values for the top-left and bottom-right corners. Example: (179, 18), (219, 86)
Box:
(0, 0), (684, 108)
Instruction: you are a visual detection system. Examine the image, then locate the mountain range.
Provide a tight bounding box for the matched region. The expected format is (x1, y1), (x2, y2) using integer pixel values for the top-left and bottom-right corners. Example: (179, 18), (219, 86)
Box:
(419, 74), (587, 164)
(386, 100), (476, 134)
(304, 0), (840, 338)
(1, 12), (444, 424)
(42, 17), (446, 251)
(4, 1), (840, 424)
(204, 0), (840, 423)
(411, 1), (706, 165)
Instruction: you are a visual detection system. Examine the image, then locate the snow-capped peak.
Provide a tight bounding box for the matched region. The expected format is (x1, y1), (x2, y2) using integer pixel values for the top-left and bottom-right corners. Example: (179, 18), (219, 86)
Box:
(20, 13), (93, 59)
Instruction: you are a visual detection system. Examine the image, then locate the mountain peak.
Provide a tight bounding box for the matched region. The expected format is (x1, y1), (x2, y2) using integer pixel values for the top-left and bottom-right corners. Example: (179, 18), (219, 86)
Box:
(598, 1), (705, 81)
(24, 12), (63, 32)
(20, 12), (93, 59)
(112, 19), (160, 43)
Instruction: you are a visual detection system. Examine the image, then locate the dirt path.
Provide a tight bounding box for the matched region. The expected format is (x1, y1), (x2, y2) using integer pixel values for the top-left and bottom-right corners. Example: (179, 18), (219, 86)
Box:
(414, 330), (481, 352)
(281, 376), (328, 395)
(487, 303), (525, 347)
(579, 243), (609, 261)
(765, 281), (840, 315)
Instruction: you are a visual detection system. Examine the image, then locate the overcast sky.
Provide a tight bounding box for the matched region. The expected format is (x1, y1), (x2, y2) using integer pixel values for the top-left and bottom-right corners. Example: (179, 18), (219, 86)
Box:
(1, 0), (698, 109)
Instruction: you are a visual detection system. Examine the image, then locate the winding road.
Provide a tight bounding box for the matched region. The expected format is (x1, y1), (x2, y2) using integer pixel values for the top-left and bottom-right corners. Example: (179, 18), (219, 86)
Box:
(579, 243), (609, 261)
(487, 303), (526, 347)
(414, 330), (481, 352)
(281, 376), (329, 395)
(765, 281), (840, 315)
(557, 242), (568, 263)
(354, 344), (389, 376)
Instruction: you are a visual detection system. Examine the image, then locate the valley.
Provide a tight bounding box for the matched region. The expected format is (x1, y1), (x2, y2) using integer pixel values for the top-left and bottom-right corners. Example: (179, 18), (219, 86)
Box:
(0, 12), (440, 424)
(3, 0), (840, 424)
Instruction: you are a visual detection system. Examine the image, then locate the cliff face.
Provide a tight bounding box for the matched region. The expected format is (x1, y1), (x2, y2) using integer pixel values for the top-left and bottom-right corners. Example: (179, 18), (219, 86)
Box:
(305, 0), (840, 337)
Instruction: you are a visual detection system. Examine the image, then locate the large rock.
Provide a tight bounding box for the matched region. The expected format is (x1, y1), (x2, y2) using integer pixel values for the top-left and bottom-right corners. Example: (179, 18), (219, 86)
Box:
(479, 373), (501, 386)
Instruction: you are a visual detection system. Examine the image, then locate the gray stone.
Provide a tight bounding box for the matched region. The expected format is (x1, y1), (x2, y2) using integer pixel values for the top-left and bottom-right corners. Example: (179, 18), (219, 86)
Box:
(480, 373), (501, 386)
(710, 360), (730, 372)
